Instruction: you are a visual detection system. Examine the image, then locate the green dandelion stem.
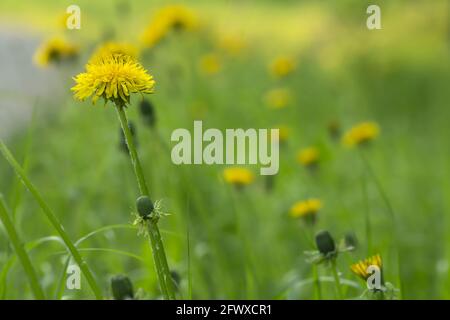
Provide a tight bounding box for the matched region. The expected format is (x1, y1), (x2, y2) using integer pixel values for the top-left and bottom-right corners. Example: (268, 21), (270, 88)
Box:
(0, 141), (103, 299)
(312, 265), (322, 300)
(359, 150), (404, 299)
(331, 259), (344, 299)
(361, 170), (373, 255)
(115, 105), (176, 300)
(0, 195), (45, 299)
(116, 105), (149, 195)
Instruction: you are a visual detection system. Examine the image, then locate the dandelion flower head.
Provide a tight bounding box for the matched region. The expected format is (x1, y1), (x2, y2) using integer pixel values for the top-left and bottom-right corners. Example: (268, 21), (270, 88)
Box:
(218, 34), (246, 56)
(141, 5), (198, 48)
(297, 147), (320, 167)
(290, 198), (322, 219)
(34, 37), (78, 67)
(71, 53), (155, 107)
(342, 121), (380, 147)
(350, 254), (383, 281)
(270, 56), (296, 78)
(200, 53), (221, 75)
(223, 167), (255, 187)
(90, 42), (139, 62)
(264, 88), (291, 109)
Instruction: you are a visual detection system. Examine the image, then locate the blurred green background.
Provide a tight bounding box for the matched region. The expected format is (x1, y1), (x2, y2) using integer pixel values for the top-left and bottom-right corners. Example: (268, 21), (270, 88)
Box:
(0, 0), (449, 299)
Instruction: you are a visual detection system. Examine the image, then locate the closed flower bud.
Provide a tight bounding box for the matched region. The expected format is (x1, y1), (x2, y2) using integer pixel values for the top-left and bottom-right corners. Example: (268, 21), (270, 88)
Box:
(315, 230), (336, 255)
(344, 232), (358, 249)
(136, 195), (154, 218)
(139, 99), (156, 128)
(111, 275), (134, 300)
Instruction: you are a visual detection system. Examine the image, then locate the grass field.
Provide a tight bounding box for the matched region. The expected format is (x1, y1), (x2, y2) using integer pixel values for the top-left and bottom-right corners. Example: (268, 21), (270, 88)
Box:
(0, 0), (449, 299)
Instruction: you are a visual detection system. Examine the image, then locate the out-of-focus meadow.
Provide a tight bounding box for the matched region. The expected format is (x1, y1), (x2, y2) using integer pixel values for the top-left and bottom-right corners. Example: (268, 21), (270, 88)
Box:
(0, 0), (449, 299)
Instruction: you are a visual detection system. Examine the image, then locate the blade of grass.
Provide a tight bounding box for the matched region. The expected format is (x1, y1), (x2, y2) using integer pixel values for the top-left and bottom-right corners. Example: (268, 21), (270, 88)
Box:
(0, 194), (45, 299)
(331, 259), (344, 299)
(186, 198), (192, 300)
(9, 105), (37, 220)
(54, 248), (145, 262)
(0, 140), (103, 299)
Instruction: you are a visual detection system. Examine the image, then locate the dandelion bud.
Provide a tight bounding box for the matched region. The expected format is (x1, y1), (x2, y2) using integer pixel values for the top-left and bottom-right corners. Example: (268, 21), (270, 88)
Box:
(344, 232), (358, 250)
(139, 99), (156, 128)
(315, 230), (336, 255)
(136, 195), (154, 218)
(111, 275), (134, 300)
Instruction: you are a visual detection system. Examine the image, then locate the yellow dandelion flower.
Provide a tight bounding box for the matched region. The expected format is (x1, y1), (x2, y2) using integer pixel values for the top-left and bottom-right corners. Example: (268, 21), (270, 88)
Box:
(342, 121), (380, 147)
(71, 54), (155, 107)
(200, 53), (221, 75)
(57, 12), (71, 30)
(223, 167), (255, 187)
(90, 42), (139, 62)
(290, 198), (322, 219)
(141, 22), (167, 49)
(350, 254), (383, 281)
(270, 56), (296, 78)
(271, 125), (290, 144)
(141, 5), (198, 48)
(218, 34), (246, 56)
(33, 37), (78, 68)
(297, 147), (320, 167)
(264, 88), (291, 109)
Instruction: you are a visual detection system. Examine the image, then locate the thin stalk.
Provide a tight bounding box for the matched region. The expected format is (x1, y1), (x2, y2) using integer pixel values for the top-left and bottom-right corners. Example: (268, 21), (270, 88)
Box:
(359, 149), (404, 299)
(0, 195), (45, 299)
(0, 140), (103, 299)
(331, 259), (344, 299)
(115, 105), (176, 300)
(361, 170), (373, 255)
(186, 200), (193, 300)
(312, 265), (322, 300)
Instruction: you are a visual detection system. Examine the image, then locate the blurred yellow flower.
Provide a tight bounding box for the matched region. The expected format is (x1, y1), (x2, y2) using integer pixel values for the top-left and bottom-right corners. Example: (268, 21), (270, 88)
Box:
(57, 12), (71, 30)
(223, 167), (255, 187)
(270, 56), (296, 78)
(218, 34), (246, 56)
(200, 53), (221, 75)
(141, 5), (198, 48)
(90, 42), (139, 62)
(71, 54), (155, 107)
(277, 126), (290, 144)
(297, 147), (320, 167)
(342, 121), (380, 147)
(268, 126), (290, 145)
(350, 254), (383, 281)
(264, 88), (291, 109)
(33, 37), (78, 67)
(290, 198), (322, 221)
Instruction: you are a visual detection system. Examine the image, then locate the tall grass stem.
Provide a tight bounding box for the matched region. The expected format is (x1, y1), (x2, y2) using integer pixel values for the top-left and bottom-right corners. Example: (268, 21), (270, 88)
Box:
(0, 140), (103, 299)
(0, 195), (45, 299)
(331, 259), (344, 299)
